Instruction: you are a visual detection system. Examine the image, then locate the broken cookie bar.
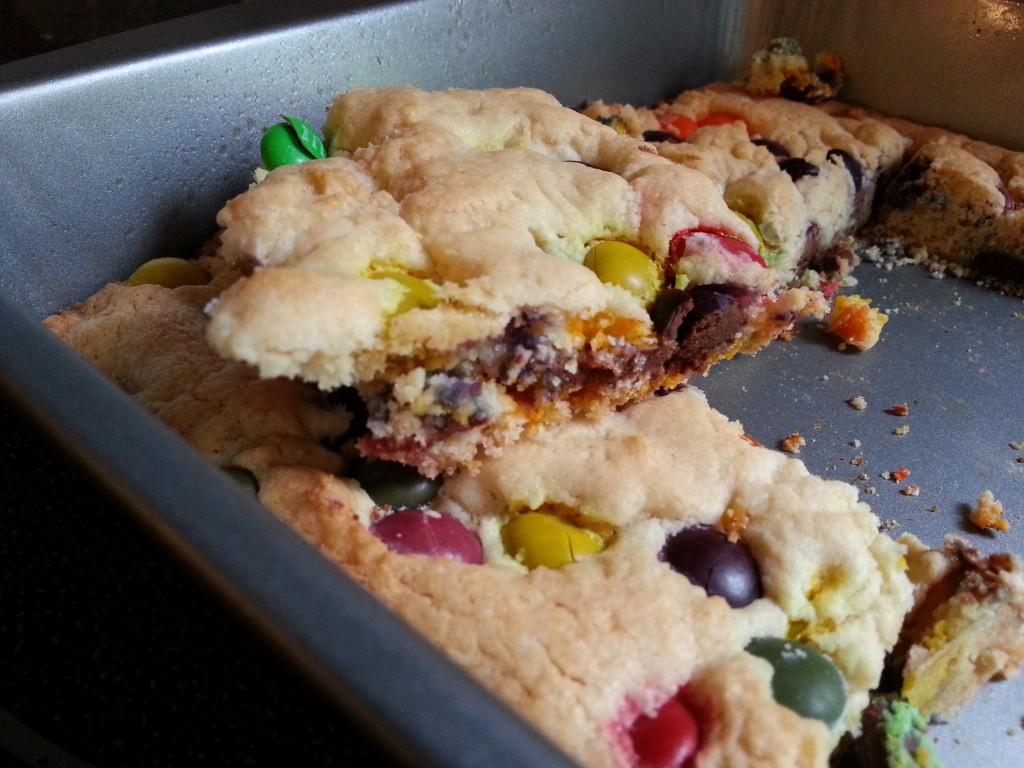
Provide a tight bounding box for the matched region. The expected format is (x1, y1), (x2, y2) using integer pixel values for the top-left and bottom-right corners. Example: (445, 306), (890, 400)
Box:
(205, 86), (826, 474)
(822, 104), (1024, 291)
(44, 271), (1024, 768)
(583, 84), (908, 292)
(261, 385), (914, 768)
(892, 534), (1024, 721)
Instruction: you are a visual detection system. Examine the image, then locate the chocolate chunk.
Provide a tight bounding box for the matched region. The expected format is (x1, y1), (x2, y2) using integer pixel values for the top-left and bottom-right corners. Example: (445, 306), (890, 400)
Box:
(751, 138), (790, 158)
(779, 157), (820, 182)
(827, 148), (864, 191)
(642, 130), (682, 144)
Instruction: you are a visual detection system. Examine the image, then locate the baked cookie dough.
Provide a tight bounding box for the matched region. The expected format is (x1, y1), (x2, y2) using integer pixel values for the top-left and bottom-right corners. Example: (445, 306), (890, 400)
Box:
(205, 86), (827, 474)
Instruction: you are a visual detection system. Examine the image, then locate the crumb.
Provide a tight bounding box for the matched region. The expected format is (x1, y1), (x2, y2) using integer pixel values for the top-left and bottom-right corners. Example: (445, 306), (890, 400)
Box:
(865, 486), (877, 495)
(857, 473), (870, 481)
(820, 375), (829, 381)
(850, 439), (862, 448)
(882, 519), (901, 530)
(827, 294), (888, 350)
(927, 505), (940, 512)
(969, 490), (1010, 532)
(891, 467), (911, 483)
(851, 456), (865, 466)
(1018, 457), (1024, 464)
(720, 508), (750, 542)
(1011, 441), (1024, 450)
(888, 403), (909, 416)
(880, 470), (892, 480)
(901, 484), (921, 497)
(893, 424), (910, 436)
(812, 423), (822, 430)
(847, 396), (868, 410)
(780, 432), (805, 453)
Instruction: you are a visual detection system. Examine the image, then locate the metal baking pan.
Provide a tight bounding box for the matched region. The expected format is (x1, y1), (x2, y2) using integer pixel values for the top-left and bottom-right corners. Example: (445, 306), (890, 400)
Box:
(1, 1), (1021, 765)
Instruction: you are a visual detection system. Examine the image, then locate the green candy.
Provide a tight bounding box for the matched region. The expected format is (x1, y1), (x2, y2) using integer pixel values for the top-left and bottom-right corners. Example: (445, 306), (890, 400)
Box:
(746, 637), (847, 726)
(349, 458), (443, 509)
(259, 114), (327, 170)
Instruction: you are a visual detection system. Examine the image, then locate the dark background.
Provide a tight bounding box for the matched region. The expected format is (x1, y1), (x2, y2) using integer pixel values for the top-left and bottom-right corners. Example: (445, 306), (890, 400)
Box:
(2, 3), (397, 766)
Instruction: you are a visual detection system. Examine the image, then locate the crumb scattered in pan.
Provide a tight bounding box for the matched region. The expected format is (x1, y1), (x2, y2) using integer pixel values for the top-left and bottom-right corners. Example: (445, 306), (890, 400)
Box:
(888, 403), (909, 416)
(848, 396), (868, 410)
(927, 505), (940, 513)
(780, 432), (805, 453)
(826, 294), (888, 350)
(901, 484), (921, 497)
(882, 519), (901, 530)
(890, 467), (911, 483)
(812, 423), (822, 430)
(1011, 441), (1024, 450)
(865, 487), (877, 495)
(969, 490), (1010, 532)
(857, 473), (870, 481)
(851, 456), (865, 466)
(893, 424), (910, 436)
(850, 439), (862, 448)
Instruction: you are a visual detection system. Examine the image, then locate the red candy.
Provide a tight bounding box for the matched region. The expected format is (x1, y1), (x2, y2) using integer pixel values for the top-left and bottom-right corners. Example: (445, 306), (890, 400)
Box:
(370, 509), (484, 564)
(656, 114), (699, 141)
(669, 227), (767, 269)
(656, 112), (746, 141)
(629, 695), (700, 768)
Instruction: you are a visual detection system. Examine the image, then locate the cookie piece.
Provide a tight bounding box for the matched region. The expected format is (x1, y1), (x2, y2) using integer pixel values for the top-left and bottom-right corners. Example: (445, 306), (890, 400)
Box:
(893, 534), (1024, 720)
(583, 84), (908, 290)
(43, 259), (350, 474)
(824, 104), (1024, 290)
(46, 273), (1024, 768)
(206, 86), (827, 473)
(262, 385), (913, 768)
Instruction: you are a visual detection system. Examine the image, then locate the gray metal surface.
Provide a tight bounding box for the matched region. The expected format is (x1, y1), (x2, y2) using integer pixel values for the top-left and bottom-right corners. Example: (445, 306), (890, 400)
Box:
(1, 0), (1022, 765)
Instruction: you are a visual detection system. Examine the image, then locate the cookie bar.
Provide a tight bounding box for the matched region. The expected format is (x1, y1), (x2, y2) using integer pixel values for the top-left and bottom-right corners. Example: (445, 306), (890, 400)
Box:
(821, 104), (1024, 289)
(205, 86), (827, 474)
(46, 277), (911, 766)
(45, 269), (1024, 767)
(582, 85), (909, 291)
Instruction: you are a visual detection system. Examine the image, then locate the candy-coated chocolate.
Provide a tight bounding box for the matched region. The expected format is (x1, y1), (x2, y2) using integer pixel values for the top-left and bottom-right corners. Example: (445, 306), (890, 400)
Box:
(501, 511), (604, 570)
(349, 458), (443, 509)
(371, 508), (484, 563)
(659, 526), (762, 608)
(126, 257), (210, 288)
(745, 637), (847, 726)
(629, 695), (700, 768)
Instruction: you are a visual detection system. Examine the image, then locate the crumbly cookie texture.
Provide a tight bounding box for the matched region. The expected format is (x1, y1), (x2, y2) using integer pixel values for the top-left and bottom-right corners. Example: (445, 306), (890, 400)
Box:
(262, 386), (913, 768)
(819, 103), (1024, 291)
(206, 86), (826, 474)
(583, 84), (909, 288)
(44, 275), (1024, 768)
(42, 261), (349, 473)
(894, 534), (1024, 720)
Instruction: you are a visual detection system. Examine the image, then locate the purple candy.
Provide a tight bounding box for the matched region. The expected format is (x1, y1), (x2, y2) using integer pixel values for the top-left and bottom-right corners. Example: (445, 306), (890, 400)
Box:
(659, 525), (763, 608)
(370, 509), (484, 564)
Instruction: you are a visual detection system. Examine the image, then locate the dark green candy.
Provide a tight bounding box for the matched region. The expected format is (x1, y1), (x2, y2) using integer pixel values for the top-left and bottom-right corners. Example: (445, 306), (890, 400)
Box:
(745, 637), (847, 725)
(259, 115), (327, 170)
(224, 466), (259, 494)
(348, 458), (443, 509)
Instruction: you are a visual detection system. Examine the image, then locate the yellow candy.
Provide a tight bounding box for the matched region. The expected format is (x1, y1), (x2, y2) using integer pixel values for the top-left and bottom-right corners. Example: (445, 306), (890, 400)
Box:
(126, 257), (210, 288)
(583, 240), (661, 306)
(372, 271), (441, 314)
(500, 511), (605, 570)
